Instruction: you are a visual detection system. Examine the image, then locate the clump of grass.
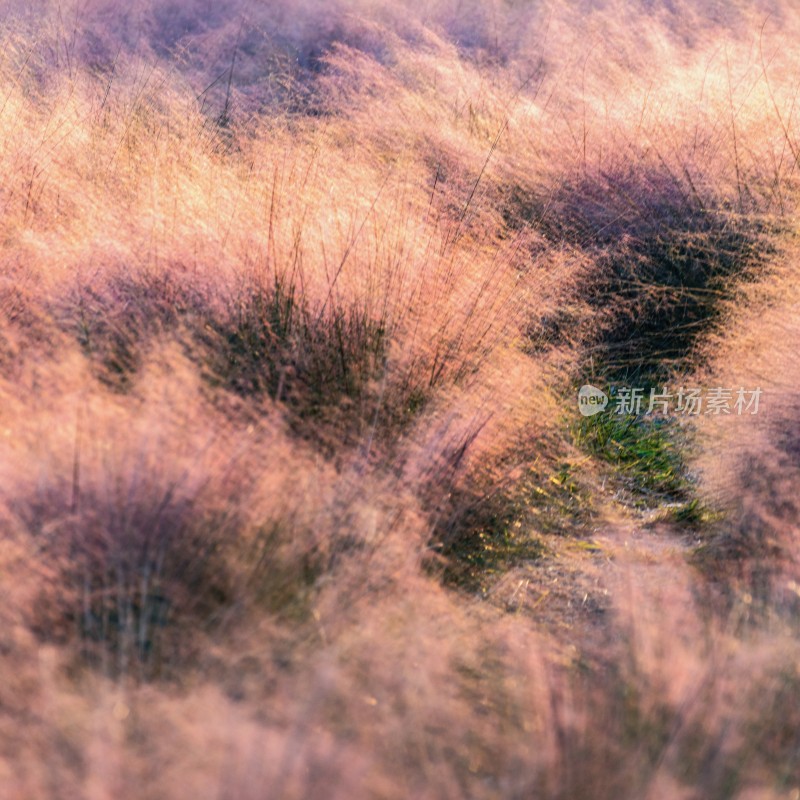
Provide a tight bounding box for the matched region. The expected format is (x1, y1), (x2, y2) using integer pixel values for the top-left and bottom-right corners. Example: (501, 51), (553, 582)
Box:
(2, 367), (345, 679)
(593, 210), (775, 379)
(511, 158), (779, 379)
(201, 276), (388, 426)
(17, 460), (238, 678)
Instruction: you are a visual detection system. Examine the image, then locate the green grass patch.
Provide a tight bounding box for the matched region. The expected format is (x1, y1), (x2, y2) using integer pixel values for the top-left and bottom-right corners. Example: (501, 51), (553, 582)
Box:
(573, 405), (691, 500)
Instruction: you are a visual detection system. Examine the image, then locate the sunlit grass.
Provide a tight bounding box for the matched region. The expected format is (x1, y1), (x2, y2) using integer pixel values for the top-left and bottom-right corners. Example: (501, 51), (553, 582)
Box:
(1, 1), (800, 797)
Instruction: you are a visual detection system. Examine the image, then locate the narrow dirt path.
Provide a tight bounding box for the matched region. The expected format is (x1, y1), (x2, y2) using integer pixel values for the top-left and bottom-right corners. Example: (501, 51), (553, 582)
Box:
(484, 501), (706, 660)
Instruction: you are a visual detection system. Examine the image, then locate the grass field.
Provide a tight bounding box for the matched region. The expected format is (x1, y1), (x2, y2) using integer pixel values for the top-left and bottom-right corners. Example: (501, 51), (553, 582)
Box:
(2, 1), (800, 797)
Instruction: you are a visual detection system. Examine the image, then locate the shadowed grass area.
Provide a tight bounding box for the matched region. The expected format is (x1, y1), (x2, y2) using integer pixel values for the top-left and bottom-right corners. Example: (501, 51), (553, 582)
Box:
(201, 279), (390, 428)
(509, 162), (780, 380)
(437, 456), (592, 590)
